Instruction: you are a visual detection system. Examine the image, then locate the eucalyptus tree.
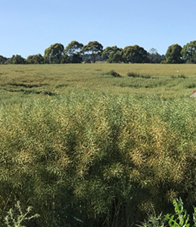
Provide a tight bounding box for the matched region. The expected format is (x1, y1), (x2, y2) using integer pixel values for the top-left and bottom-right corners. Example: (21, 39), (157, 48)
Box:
(81, 41), (103, 63)
(26, 54), (44, 64)
(0, 55), (7, 64)
(148, 48), (164, 63)
(7, 55), (26, 64)
(181, 40), (196, 63)
(122, 45), (148, 63)
(64, 40), (83, 63)
(163, 44), (184, 63)
(44, 43), (64, 64)
(102, 45), (123, 63)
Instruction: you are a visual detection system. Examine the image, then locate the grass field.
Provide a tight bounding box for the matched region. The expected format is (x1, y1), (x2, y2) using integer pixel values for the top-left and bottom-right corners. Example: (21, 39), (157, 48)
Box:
(1, 63), (196, 103)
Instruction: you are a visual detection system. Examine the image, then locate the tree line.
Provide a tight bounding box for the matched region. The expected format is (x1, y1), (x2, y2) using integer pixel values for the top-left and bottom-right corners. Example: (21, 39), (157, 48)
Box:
(0, 40), (196, 64)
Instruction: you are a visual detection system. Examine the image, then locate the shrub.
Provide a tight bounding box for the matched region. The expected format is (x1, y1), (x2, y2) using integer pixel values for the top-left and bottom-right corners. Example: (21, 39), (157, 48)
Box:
(127, 72), (151, 79)
(177, 74), (187, 79)
(109, 70), (122, 77)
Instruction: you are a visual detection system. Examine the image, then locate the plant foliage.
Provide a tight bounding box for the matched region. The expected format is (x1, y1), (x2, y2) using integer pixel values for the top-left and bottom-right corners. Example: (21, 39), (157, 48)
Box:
(1, 89), (196, 226)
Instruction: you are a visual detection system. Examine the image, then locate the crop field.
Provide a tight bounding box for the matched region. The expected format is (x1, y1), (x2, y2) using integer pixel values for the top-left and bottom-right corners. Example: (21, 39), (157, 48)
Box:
(1, 63), (196, 227)
(1, 64), (196, 103)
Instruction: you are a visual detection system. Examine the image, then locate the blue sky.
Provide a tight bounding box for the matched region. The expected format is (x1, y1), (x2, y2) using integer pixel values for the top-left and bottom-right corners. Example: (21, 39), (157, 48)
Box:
(1, 0), (195, 58)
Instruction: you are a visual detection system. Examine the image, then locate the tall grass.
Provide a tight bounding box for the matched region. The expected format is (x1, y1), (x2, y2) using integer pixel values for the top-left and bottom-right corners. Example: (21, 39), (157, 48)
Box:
(0, 91), (196, 226)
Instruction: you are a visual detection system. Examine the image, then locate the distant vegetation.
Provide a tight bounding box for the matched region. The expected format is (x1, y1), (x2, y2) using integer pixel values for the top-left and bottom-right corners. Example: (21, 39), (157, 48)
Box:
(0, 64), (196, 226)
(1, 40), (196, 64)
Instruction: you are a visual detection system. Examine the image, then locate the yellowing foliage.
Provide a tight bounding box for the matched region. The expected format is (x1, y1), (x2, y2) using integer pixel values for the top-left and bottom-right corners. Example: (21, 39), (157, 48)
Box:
(0, 91), (196, 226)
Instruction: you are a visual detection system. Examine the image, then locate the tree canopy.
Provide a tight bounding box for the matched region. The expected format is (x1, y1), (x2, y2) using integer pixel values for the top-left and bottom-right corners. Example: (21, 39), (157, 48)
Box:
(81, 41), (103, 63)
(148, 48), (164, 63)
(64, 41), (83, 56)
(163, 44), (184, 64)
(3, 39), (196, 64)
(0, 55), (7, 64)
(122, 45), (148, 63)
(7, 55), (26, 64)
(26, 54), (44, 64)
(102, 46), (123, 63)
(44, 43), (64, 64)
(64, 41), (83, 63)
(181, 40), (196, 63)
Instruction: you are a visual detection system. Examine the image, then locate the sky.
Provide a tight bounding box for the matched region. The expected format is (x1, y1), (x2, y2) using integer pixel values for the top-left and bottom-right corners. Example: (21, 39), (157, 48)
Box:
(1, 0), (196, 58)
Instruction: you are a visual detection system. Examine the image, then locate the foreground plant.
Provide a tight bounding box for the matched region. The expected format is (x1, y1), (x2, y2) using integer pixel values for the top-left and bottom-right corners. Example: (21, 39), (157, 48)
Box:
(137, 213), (167, 227)
(165, 198), (196, 227)
(138, 198), (196, 227)
(4, 201), (39, 227)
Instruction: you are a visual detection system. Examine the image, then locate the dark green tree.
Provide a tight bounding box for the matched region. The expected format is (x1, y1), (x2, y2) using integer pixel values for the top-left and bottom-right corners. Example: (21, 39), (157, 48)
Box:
(0, 55), (8, 64)
(107, 52), (123, 63)
(81, 41), (103, 63)
(181, 40), (196, 63)
(26, 54), (44, 64)
(61, 54), (70, 63)
(148, 48), (164, 63)
(102, 46), (123, 63)
(102, 45), (121, 59)
(163, 44), (184, 63)
(7, 55), (26, 64)
(122, 45), (148, 63)
(64, 40), (83, 63)
(44, 43), (64, 64)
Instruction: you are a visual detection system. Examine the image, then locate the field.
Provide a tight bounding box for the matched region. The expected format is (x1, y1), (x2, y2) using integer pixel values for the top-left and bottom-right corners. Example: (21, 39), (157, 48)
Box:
(1, 64), (196, 102)
(1, 63), (196, 227)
